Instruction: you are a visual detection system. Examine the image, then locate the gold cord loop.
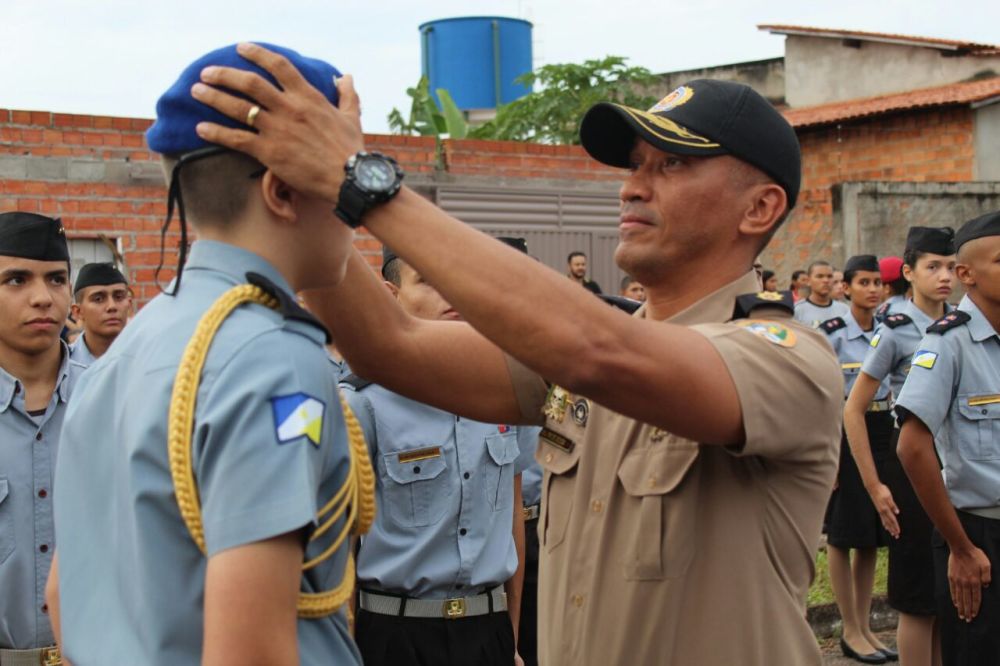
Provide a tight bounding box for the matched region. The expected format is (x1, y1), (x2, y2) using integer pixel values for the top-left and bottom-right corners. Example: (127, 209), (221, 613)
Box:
(167, 283), (375, 618)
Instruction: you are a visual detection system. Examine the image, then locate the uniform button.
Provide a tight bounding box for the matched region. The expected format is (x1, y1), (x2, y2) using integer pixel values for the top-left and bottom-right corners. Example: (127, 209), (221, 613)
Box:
(459, 528), (467, 536)
(413, 466), (421, 474)
(982, 409), (988, 415)
(35, 432), (43, 441)
(544, 453), (554, 464)
(591, 500), (603, 514)
(38, 489), (47, 499)
(571, 594), (585, 608)
(463, 472), (470, 480)
(41, 604), (48, 614)
(647, 475), (658, 489)
(39, 544), (49, 553)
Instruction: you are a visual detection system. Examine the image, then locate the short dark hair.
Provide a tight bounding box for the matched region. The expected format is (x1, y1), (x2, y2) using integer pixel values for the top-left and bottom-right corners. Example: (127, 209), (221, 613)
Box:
(160, 151), (264, 227)
(382, 257), (403, 287)
(761, 270), (775, 285)
(790, 270), (806, 287)
(567, 251), (586, 264)
(807, 260), (832, 276)
(620, 275), (638, 291)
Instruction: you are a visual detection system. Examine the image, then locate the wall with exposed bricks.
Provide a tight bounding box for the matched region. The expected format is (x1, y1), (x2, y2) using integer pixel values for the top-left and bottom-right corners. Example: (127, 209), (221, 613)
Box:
(0, 104), (984, 305)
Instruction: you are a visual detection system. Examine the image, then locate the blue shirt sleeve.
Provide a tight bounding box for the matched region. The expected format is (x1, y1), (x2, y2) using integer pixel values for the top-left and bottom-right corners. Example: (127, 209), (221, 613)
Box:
(895, 332), (957, 437)
(195, 329), (332, 556)
(860, 325), (898, 382)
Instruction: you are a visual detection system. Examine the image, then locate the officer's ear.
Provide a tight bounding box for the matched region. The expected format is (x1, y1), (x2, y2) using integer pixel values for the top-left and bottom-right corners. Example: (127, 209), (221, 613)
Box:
(258, 171), (299, 224)
(737, 182), (786, 240)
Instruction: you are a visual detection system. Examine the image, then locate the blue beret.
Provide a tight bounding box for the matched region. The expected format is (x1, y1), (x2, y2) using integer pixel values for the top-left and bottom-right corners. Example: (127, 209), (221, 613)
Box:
(146, 43), (342, 155)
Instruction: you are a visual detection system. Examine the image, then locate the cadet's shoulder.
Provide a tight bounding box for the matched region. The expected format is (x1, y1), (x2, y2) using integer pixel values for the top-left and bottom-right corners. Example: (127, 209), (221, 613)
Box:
(245, 272), (330, 342)
(882, 313), (913, 329)
(819, 317), (847, 335)
(339, 373), (375, 393)
(927, 310), (971, 335)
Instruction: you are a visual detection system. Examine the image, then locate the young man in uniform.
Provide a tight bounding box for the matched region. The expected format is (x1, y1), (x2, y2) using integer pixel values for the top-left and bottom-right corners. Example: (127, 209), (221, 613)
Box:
(565, 251), (602, 294)
(343, 244), (533, 666)
(48, 45), (366, 665)
(896, 211), (1000, 666)
(195, 52), (843, 665)
(618, 274), (645, 302)
(795, 260), (850, 327)
(0, 211), (81, 666)
(68, 262), (130, 366)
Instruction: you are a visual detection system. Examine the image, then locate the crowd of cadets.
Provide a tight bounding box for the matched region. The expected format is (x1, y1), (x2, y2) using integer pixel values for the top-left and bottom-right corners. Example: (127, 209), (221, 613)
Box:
(0, 41), (998, 666)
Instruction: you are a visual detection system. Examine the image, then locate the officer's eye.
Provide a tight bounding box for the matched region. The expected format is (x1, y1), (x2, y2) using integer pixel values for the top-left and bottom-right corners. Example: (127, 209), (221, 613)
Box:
(3, 276), (25, 286)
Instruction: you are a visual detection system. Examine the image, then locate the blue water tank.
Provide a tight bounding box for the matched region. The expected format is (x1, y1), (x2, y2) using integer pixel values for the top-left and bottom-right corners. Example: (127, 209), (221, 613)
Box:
(419, 16), (533, 111)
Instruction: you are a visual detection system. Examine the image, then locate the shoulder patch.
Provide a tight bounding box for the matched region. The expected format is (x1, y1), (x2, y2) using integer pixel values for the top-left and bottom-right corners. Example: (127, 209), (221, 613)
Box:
(599, 294), (642, 314)
(882, 313), (912, 329)
(820, 317), (847, 335)
(246, 272), (331, 343)
(911, 350), (938, 370)
(271, 392), (325, 447)
(927, 310), (971, 335)
(733, 290), (794, 319)
(736, 319), (797, 347)
(339, 373), (374, 391)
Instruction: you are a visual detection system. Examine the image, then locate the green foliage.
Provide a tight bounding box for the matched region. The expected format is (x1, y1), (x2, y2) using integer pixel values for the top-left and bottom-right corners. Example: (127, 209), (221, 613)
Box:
(386, 76), (468, 139)
(470, 55), (661, 145)
(808, 546), (888, 607)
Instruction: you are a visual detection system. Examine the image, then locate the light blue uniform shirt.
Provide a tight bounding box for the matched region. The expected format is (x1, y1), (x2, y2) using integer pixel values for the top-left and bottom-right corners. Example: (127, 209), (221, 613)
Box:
(342, 381), (534, 599)
(53, 241), (361, 665)
(795, 298), (849, 328)
(876, 294), (909, 323)
(518, 427), (543, 508)
(822, 311), (891, 400)
(862, 299), (942, 398)
(895, 295), (1000, 510)
(0, 346), (82, 649)
(67, 333), (97, 367)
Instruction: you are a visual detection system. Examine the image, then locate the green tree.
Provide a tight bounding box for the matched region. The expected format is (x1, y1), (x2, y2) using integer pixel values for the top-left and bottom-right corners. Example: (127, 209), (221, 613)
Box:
(387, 76), (469, 139)
(470, 56), (661, 144)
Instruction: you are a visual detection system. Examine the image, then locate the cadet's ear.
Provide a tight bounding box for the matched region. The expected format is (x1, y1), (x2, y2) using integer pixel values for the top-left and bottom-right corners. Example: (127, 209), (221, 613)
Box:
(70, 303), (81, 320)
(259, 171), (298, 224)
(384, 280), (400, 299)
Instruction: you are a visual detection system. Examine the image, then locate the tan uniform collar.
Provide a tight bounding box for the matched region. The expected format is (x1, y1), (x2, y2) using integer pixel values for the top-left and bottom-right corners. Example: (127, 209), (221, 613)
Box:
(636, 271), (761, 326)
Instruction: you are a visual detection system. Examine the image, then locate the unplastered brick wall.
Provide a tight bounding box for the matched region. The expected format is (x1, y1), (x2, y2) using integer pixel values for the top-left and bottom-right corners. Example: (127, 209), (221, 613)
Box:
(0, 110), (621, 307)
(762, 106), (976, 284)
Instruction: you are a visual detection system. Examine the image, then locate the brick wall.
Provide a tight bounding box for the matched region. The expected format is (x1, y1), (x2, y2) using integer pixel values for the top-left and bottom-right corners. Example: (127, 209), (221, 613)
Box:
(0, 104), (983, 305)
(761, 106), (976, 285)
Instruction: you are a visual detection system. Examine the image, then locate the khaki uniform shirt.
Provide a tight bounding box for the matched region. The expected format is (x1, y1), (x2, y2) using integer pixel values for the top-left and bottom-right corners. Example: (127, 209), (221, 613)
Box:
(507, 272), (842, 665)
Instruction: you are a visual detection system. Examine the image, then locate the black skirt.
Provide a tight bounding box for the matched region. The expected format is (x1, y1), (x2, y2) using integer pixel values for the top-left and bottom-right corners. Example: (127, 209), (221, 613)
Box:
(825, 411), (893, 549)
(884, 426), (937, 615)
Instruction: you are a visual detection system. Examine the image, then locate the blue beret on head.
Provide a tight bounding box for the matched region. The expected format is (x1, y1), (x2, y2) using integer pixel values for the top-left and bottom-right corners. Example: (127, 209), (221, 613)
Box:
(146, 42), (341, 155)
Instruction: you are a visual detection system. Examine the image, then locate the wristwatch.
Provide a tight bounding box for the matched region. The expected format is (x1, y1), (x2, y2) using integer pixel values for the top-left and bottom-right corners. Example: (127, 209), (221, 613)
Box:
(334, 151), (404, 228)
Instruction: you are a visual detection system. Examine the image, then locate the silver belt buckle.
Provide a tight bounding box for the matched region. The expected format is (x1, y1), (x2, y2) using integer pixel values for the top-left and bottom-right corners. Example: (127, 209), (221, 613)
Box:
(443, 597), (466, 619)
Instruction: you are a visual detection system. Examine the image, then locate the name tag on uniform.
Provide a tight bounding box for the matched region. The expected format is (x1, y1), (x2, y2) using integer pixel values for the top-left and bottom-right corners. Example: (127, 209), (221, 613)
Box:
(398, 446), (442, 464)
(540, 427), (575, 453)
(841, 362), (862, 370)
(968, 395), (1000, 407)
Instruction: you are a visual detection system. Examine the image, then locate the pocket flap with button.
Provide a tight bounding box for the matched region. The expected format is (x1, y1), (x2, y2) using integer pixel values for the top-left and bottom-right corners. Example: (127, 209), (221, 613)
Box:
(383, 449), (448, 484)
(486, 433), (520, 466)
(618, 442), (699, 496)
(536, 427), (581, 475)
(958, 397), (1000, 420)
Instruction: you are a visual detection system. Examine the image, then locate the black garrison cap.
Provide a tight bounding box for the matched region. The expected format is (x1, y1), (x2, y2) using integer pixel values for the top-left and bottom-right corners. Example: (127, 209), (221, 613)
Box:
(955, 211), (1000, 251)
(0, 212), (69, 262)
(74, 262), (128, 293)
(905, 226), (955, 255)
(843, 254), (880, 274)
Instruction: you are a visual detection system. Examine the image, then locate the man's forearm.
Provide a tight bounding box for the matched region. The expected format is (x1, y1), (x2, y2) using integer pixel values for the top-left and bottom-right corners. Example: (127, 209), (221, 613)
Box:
(898, 419), (974, 553)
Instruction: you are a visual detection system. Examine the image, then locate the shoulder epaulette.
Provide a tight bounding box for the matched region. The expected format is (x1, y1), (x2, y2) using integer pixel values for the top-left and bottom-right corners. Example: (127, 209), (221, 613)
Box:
(927, 310), (971, 335)
(339, 373), (374, 391)
(246, 272), (331, 343)
(599, 294), (642, 314)
(875, 301), (891, 322)
(733, 290), (794, 319)
(820, 317), (847, 335)
(882, 313), (913, 329)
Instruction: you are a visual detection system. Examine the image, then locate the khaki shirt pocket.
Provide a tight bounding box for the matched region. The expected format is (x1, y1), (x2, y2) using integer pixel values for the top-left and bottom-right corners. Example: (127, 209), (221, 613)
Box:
(617, 441), (699, 580)
(537, 426), (582, 553)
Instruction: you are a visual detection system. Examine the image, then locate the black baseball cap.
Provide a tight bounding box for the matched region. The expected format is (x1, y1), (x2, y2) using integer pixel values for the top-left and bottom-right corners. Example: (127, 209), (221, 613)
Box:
(579, 79), (801, 208)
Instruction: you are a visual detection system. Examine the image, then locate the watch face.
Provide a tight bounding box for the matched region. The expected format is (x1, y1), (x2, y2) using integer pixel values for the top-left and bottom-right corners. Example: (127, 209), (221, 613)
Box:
(356, 156), (397, 192)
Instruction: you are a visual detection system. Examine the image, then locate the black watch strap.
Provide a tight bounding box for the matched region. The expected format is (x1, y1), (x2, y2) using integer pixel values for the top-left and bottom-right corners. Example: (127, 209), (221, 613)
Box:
(334, 183), (370, 228)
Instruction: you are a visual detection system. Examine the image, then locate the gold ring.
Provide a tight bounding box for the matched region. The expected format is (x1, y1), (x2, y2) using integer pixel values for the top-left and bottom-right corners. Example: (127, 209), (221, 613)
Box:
(246, 105), (261, 128)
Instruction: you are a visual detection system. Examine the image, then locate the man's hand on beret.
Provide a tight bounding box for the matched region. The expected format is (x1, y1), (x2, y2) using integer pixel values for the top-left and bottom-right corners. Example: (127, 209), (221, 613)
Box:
(191, 42), (364, 204)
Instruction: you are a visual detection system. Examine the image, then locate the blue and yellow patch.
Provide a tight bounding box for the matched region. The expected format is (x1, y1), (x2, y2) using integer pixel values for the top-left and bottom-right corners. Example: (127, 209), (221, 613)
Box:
(271, 392), (326, 447)
(870, 333), (881, 348)
(912, 351), (938, 370)
(736, 320), (797, 348)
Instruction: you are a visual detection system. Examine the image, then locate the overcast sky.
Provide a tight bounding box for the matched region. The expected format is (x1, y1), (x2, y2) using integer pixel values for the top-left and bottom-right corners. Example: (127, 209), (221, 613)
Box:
(4, 0), (999, 135)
